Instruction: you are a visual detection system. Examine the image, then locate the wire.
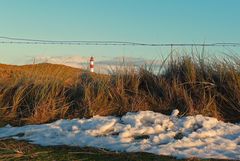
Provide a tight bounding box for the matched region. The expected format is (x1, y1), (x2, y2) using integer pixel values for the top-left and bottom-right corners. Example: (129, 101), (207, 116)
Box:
(0, 36), (240, 47)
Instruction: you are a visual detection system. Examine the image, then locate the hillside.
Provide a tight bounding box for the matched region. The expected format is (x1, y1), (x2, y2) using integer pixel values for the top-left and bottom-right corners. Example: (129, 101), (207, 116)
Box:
(0, 55), (240, 127)
(0, 55), (240, 160)
(0, 63), (82, 82)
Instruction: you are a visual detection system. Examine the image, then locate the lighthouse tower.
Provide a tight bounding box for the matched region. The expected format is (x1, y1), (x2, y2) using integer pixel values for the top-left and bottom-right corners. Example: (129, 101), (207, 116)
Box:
(90, 56), (94, 73)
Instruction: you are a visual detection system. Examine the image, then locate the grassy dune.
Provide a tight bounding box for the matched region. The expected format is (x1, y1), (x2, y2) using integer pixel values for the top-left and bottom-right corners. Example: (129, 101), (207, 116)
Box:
(0, 54), (240, 127)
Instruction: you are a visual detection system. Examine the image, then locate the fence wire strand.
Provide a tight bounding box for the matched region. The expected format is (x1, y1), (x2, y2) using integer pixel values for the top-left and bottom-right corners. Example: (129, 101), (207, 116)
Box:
(0, 36), (240, 47)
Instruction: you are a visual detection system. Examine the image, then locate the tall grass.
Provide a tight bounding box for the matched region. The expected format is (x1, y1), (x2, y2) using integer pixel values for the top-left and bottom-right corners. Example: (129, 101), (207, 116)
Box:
(0, 54), (240, 126)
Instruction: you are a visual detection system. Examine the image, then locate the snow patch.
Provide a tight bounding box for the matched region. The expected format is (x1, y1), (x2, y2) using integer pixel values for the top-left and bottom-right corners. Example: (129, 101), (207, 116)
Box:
(0, 110), (240, 160)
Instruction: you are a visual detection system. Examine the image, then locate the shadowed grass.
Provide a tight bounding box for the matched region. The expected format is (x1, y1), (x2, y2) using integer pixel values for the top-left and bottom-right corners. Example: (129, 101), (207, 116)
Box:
(0, 53), (240, 126)
(0, 139), (227, 161)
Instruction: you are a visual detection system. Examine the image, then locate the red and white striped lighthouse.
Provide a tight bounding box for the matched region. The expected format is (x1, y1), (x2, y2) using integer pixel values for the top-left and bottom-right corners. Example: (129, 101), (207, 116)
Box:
(90, 56), (94, 73)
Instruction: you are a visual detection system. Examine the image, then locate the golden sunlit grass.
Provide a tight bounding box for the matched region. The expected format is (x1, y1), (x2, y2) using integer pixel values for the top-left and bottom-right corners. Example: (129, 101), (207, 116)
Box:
(0, 53), (240, 126)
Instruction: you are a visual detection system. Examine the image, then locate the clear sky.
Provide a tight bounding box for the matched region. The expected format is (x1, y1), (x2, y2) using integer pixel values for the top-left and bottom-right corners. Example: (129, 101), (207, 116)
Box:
(0, 0), (240, 64)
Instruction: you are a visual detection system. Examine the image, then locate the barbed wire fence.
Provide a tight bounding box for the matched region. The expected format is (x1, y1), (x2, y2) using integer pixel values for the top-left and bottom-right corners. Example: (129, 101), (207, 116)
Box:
(0, 36), (240, 47)
(1, 36), (239, 66)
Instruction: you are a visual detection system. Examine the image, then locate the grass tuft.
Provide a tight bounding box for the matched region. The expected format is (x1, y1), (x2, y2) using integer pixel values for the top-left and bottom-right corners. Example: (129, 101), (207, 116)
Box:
(0, 53), (240, 126)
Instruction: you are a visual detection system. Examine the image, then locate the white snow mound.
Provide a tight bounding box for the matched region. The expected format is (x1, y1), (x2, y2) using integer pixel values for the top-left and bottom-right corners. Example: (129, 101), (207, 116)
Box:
(0, 110), (240, 160)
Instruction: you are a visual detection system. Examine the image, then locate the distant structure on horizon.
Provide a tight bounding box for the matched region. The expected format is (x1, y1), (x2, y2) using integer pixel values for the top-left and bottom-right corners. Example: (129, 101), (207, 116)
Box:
(90, 56), (94, 73)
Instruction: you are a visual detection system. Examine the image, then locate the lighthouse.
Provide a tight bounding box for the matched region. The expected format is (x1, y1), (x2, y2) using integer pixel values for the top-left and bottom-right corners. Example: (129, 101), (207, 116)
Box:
(90, 56), (94, 73)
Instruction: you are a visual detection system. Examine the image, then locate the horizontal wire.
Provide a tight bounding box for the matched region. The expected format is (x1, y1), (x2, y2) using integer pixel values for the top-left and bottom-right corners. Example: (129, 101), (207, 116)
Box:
(0, 36), (240, 47)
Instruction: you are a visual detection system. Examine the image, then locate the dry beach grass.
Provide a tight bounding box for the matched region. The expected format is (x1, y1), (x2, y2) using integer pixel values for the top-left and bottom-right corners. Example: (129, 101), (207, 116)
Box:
(0, 139), (228, 161)
(0, 54), (240, 126)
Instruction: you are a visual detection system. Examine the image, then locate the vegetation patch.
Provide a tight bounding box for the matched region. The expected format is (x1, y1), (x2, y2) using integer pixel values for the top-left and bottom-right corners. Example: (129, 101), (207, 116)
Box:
(0, 54), (240, 127)
(0, 139), (227, 161)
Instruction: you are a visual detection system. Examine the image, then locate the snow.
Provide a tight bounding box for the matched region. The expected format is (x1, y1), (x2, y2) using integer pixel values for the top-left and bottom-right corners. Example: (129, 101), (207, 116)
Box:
(0, 110), (240, 160)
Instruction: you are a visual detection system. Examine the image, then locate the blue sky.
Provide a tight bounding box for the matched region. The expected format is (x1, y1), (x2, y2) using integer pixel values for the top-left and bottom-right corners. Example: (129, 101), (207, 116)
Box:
(0, 0), (240, 64)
